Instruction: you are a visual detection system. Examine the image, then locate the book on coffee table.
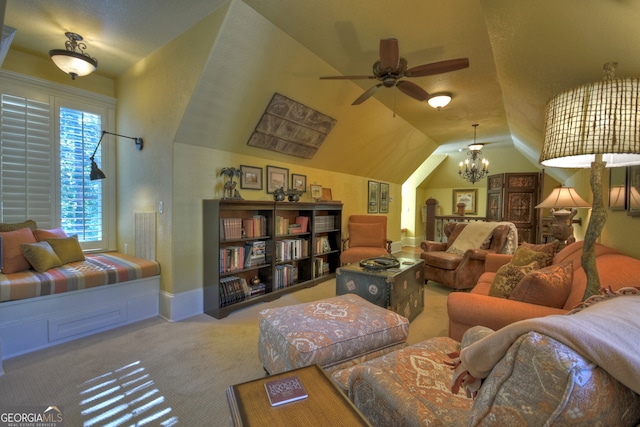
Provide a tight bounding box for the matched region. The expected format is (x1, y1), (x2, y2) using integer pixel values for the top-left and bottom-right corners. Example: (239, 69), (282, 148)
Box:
(264, 375), (308, 406)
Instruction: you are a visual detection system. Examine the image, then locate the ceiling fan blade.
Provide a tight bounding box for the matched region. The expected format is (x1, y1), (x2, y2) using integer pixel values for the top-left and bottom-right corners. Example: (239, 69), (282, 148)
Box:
(396, 80), (429, 101)
(320, 75), (375, 80)
(379, 38), (400, 71)
(352, 83), (383, 105)
(405, 58), (470, 77)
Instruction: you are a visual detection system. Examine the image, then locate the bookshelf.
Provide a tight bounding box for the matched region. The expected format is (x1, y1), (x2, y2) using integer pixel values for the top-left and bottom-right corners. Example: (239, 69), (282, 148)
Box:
(203, 200), (342, 319)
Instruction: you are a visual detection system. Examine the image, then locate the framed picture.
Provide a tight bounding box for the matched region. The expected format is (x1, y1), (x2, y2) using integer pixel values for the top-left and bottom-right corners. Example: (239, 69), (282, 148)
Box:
(239, 165), (263, 190)
(321, 188), (333, 201)
(291, 174), (307, 192)
(309, 184), (322, 200)
(627, 165), (640, 217)
(453, 189), (478, 215)
(266, 165), (289, 193)
(609, 167), (627, 211)
(310, 184), (322, 200)
(379, 182), (390, 213)
(368, 181), (379, 213)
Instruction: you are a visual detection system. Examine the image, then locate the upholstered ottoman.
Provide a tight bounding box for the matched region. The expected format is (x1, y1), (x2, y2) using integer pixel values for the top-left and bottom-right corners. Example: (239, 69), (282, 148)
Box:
(258, 294), (409, 374)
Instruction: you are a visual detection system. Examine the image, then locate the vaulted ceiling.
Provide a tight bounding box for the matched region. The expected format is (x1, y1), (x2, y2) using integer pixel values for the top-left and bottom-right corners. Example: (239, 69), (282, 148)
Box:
(4, 0), (640, 184)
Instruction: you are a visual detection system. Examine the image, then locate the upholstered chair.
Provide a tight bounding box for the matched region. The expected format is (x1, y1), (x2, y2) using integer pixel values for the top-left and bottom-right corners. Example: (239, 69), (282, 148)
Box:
(420, 221), (515, 290)
(340, 215), (391, 265)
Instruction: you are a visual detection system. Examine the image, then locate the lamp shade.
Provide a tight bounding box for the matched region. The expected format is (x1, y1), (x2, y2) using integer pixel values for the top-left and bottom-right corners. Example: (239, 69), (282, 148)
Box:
(535, 186), (590, 209)
(540, 77), (640, 168)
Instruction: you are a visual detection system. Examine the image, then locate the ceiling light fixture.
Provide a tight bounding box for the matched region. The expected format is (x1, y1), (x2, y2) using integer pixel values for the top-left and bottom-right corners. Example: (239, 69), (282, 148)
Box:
(49, 32), (98, 80)
(459, 123), (489, 184)
(90, 131), (144, 181)
(540, 62), (640, 299)
(427, 93), (452, 109)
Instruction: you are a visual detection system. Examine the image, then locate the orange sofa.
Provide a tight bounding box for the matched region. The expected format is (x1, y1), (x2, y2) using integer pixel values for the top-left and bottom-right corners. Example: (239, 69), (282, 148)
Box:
(447, 241), (640, 341)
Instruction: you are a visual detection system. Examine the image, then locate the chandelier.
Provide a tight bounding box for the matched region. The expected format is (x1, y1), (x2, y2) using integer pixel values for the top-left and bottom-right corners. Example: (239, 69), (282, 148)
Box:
(459, 123), (489, 184)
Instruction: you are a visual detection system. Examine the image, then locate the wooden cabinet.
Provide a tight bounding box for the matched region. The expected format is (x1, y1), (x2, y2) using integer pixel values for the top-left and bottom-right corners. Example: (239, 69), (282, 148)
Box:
(203, 200), (342, 319)
(486, 173), (541, 243)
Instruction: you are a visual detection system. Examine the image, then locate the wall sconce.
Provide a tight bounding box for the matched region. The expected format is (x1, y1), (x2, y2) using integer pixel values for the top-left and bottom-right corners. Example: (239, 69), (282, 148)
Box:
(90, 131), (143, 180)
(49, 32), (98, 80)
(535, 186), (591, 251)
(427, 93), (452, 109)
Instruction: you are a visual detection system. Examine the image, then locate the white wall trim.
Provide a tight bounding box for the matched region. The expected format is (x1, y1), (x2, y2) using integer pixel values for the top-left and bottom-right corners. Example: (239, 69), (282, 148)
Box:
(159, 289), (203, 322)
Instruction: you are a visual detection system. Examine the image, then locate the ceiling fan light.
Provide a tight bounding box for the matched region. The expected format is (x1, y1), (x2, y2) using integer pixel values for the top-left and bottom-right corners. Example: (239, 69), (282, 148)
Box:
(427, 93), (452, 109)
(468, 143), (484, 151)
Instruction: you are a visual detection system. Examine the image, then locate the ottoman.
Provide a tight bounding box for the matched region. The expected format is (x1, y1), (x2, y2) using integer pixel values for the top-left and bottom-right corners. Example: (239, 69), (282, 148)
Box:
(258, 294), (410, 374)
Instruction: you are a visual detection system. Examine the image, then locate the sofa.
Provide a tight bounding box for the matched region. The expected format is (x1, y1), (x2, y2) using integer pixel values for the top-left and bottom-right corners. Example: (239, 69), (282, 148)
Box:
(420, 221), (517, 291)
(447, 240), (640, 341)
(331, 288), (640, 426)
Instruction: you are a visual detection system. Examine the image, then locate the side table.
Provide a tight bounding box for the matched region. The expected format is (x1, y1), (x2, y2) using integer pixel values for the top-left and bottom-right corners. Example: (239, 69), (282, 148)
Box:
(227, 364), (371, 426)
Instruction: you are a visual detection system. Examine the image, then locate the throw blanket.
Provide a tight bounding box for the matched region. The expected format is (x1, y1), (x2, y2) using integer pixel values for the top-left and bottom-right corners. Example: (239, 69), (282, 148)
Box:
(446, 221), (517, 256)
(449, 287), (640, 396)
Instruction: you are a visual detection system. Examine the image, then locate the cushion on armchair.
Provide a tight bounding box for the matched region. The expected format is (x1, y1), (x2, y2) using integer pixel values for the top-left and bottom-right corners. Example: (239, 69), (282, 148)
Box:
(347, 222), (385, 248)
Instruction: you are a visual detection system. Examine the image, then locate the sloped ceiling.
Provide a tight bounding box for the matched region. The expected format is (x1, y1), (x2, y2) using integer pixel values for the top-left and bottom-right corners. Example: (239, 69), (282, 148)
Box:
(4, 0), (640, 184)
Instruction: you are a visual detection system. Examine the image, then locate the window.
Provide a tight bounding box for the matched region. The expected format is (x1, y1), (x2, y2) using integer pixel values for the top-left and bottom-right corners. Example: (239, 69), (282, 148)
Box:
(0, 71), (116, 250)
(59, 107), (103, 242)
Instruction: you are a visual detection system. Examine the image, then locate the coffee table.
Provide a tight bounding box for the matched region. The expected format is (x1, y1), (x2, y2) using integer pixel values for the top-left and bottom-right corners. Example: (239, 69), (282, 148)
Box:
(336, 257), (425, 322)
(227, 364), (371, 426)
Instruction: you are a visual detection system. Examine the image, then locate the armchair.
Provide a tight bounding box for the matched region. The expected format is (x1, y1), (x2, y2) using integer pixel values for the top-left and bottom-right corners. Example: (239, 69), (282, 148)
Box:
(340, 215), (391, 265)
(420, 221), (516, 290)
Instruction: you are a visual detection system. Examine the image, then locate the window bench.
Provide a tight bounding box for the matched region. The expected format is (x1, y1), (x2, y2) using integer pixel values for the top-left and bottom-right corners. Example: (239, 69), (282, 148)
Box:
(0, 252), (160, 364)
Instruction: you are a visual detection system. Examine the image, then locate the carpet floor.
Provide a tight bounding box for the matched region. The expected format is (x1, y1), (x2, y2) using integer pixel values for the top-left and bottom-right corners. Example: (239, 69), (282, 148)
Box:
(0, 277), (451, 427)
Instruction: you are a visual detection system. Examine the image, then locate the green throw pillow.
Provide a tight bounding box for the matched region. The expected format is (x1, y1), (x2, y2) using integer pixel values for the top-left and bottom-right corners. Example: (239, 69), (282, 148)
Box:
(488, 261), (538, 299)
(46, 236), (85, 264)
(511, 246), (553, 269)
(21, 241), (62, 273)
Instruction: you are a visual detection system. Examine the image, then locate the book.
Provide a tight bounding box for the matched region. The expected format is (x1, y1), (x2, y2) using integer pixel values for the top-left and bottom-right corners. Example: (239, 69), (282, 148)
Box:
(264, 375), (308, 406)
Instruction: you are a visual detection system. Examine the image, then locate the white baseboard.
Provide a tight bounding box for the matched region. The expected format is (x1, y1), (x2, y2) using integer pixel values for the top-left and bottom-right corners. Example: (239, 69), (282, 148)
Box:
(159, 288), (203, 322)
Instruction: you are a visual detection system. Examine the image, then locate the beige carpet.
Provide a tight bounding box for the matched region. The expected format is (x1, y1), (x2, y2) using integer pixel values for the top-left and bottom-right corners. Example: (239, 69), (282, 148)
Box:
(0, 279), (451, 427)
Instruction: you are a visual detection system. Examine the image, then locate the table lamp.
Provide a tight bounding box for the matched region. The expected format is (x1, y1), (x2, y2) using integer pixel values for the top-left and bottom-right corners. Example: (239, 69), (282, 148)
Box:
(535, 186), (591, 251)
(540, 62), (640, 299)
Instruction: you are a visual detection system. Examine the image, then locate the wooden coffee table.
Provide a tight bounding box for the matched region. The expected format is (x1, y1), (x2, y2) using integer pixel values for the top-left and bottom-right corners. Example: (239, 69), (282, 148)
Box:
(227, 364), (371, 426)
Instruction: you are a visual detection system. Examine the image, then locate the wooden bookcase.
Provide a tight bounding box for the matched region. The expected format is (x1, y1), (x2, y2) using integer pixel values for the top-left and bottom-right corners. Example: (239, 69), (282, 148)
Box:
(203, 199), (342, 319)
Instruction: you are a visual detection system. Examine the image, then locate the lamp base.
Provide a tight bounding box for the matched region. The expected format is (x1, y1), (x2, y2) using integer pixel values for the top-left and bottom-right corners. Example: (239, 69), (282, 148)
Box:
(549, 208), (578, 252)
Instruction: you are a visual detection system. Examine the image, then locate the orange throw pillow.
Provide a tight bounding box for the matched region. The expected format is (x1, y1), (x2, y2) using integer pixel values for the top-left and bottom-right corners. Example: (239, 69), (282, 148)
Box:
(33, 228), (68, 241)
(0, 227), (37, 273)
(509, 261), (573, 308)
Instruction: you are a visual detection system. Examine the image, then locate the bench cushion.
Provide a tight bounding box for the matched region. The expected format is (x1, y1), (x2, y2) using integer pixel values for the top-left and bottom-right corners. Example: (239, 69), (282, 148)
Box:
(0, 252), (160, 302)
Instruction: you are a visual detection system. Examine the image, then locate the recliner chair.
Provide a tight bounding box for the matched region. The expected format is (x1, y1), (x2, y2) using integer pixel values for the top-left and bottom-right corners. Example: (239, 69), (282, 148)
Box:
(420, 221), (514, 290)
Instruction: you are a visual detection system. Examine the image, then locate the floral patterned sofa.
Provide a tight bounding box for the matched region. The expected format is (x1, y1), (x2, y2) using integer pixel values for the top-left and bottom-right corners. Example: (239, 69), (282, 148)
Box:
(331, 288), (640, 426)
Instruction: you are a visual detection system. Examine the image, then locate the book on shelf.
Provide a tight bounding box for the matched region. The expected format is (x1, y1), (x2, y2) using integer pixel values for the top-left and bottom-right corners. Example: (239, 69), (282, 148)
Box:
(295, 216), (309, 232)
(219, 276), (249, 307)
(264, 375), (308, 407)
(220, 218), (243, 240)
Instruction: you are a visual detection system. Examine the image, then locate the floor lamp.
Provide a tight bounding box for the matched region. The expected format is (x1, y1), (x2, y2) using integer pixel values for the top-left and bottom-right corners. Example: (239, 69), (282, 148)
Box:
(540, 62), (640, 300)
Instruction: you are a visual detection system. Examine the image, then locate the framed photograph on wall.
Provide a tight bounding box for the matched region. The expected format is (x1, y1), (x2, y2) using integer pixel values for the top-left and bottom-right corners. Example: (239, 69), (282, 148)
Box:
(627, 165), (640, 217)
(310, 184), (322, 200)
(609, 167), (627, 211)
(379, 182), (389, 213)
(453, 189), (478, 215)
(368, 180), (379, 213)
(239, 165), (263, 190)
(266, 165), (289, 193)
(292, 174), (307, 192)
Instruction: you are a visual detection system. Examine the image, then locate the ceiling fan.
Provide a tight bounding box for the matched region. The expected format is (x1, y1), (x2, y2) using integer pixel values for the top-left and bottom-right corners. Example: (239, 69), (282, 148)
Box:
(320, 38), (469, 105)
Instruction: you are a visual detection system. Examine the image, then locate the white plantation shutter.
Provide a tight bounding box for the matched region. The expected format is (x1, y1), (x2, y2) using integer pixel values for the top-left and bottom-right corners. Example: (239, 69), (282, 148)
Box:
(0, 71), (116, 250)
(0, 94), (53, 227)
